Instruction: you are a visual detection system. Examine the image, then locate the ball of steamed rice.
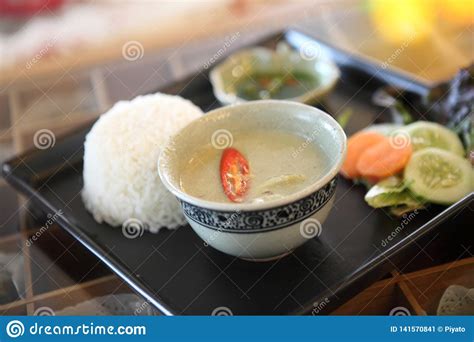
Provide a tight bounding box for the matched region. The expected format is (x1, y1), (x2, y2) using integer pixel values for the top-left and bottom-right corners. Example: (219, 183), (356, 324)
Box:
(82, 93), (202, 232)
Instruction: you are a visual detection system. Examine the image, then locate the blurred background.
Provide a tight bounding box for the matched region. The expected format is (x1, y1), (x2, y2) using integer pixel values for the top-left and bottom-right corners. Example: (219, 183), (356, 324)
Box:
(0, 0), (472, 316)
(1, 0), (472, 85)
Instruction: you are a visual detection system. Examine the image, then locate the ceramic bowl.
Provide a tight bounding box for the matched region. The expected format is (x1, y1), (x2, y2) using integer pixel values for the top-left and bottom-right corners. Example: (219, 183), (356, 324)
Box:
(209, 45), (340, 105)
(158, 100), (346, 261)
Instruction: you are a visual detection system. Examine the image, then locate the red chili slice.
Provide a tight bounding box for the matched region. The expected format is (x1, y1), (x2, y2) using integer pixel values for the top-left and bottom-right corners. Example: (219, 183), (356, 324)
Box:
(220, 148), (250, 202)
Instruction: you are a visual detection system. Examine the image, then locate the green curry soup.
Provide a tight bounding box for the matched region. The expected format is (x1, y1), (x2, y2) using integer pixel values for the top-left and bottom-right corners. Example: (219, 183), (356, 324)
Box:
(179, 129), (329, 203)
(234, 70), (319, 100)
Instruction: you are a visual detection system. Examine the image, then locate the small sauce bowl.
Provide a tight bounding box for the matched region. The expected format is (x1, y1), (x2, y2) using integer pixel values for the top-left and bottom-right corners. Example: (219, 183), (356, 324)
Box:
(210, 45), (340, 105)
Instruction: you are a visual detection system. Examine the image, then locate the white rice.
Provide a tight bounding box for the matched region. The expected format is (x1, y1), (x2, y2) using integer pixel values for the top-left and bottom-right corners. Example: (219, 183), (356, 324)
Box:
(82, 93), (202, 233)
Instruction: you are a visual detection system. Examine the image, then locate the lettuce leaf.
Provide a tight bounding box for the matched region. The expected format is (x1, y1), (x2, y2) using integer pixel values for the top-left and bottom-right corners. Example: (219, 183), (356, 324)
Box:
(364, 176), (424, 208)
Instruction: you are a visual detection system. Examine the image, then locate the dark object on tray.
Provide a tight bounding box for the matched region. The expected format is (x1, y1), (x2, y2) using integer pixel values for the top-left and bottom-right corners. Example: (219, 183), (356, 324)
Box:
(2, 30), (472, 315)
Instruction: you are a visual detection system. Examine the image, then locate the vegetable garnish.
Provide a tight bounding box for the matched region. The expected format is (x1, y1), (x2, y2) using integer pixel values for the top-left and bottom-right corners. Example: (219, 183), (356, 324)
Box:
(356, 138), (412, 179)
(342, 119), (472, 216)
(364, 176), (423, 209)
(341, 131), (386, 179)
(343, 64), (473, 216)
(220, 148), (250, 202)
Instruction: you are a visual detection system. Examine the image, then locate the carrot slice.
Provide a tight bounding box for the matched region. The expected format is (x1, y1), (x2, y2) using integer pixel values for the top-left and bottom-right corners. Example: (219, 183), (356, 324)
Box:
(356, 139), (412, 179)
(341, 131), (386, 179)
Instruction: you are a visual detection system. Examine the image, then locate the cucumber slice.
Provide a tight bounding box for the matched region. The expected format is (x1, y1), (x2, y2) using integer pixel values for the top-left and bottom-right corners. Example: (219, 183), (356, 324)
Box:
(404, 148), (473, 204)
(402, 121), (465, 156)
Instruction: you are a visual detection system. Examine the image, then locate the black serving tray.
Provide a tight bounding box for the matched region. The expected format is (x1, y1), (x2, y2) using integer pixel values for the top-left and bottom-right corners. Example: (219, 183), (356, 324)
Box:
(2, 30), (472, 315)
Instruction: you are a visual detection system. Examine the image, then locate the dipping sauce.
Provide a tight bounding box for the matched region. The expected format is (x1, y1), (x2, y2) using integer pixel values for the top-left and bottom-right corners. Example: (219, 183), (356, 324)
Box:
(179, 129), (329, 203)
(234, 70), (319, 101)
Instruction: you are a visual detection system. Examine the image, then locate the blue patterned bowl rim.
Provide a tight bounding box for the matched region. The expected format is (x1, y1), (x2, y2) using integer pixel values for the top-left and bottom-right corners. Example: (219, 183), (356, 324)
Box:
(180, 177), (337, 233)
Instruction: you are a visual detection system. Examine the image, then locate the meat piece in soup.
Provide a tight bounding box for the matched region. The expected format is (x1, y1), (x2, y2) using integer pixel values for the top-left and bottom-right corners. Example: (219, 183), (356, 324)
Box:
(179, 129), (329, 203)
